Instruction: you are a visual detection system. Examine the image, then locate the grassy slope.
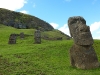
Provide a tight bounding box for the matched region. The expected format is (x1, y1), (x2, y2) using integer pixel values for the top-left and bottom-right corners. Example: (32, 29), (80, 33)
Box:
(0, 25), (100, 75)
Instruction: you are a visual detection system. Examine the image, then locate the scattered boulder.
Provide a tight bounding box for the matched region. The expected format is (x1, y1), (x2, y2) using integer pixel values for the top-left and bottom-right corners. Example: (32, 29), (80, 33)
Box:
(68, 16), (99, 69)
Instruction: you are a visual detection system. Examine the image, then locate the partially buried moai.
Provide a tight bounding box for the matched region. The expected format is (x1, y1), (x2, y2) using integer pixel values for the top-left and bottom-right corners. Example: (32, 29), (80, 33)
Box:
(20, 32), (24, 39)
(8, 34), (16, 44)
(68, 16), (99, 69)
(34, 30), (41, 44)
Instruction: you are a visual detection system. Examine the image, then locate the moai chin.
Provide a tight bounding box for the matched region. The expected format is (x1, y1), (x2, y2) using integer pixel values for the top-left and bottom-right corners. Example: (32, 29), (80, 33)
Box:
(8, 34), (16, 44)
(68, 16), (99, 69)
(34, 30), (41, 44)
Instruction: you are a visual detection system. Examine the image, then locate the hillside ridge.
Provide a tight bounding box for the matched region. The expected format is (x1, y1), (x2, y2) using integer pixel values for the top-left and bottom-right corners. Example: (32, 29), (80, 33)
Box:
(0, 8), (54, 31)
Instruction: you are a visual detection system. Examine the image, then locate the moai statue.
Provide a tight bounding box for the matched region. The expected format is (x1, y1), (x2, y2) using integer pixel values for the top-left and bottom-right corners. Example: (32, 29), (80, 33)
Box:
(8, 34), (16, 44)
(34, 30), (41, 44)
(20, 32), (24, 39)
(68, 16), (99, 69)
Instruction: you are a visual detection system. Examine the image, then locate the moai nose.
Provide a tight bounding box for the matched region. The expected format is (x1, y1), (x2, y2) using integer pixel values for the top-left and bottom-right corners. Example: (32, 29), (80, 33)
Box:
(79, 24), (89, 32)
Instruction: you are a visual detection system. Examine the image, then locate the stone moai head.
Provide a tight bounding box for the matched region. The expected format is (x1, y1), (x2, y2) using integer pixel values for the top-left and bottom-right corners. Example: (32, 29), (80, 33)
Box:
(68, 16), (93, 45)
(20, 32), (24, 39)
(34, 30), (41, 44)
(34, 30), (41, 38)
(8, 33), (16, 44)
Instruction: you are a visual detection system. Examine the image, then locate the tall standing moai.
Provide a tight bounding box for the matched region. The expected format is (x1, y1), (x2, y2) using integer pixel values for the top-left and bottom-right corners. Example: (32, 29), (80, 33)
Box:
(8, 34), (16, 44)
(68, 16), (99, 69)
(34, 30), (41, 44)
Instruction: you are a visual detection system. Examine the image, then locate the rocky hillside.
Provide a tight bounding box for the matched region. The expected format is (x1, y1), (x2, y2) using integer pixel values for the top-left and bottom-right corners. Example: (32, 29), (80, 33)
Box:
(0, 8), (54, 31)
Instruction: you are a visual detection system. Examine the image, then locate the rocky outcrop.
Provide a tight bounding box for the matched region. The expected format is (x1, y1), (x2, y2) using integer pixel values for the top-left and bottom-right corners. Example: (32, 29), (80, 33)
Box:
(0, 8), (54, 31)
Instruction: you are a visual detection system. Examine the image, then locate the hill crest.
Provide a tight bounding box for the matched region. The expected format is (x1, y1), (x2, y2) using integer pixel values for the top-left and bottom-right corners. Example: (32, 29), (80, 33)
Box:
(0, 8), (54, 31)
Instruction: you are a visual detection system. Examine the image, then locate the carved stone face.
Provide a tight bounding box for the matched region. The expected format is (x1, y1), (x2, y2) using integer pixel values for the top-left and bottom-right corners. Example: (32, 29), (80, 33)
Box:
(34, 30), (41, 37)
(68, 16), (93, 45)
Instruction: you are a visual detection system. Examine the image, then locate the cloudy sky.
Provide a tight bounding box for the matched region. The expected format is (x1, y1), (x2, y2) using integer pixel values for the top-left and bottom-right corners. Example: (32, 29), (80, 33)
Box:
(0, 0), (100, 39)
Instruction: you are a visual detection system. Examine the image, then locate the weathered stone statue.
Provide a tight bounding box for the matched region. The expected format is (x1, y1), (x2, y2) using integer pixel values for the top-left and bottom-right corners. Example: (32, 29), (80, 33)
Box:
(68, 16), (99, 69)
(34, 30), (41, 44)
(20, 32), (24, 39)
(8, 34), (16, 44)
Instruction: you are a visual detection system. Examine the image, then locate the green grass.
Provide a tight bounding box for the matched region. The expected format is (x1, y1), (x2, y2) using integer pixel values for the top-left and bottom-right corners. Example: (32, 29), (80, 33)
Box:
(41, 29), (69, 39)
(0, 24), (100, 75)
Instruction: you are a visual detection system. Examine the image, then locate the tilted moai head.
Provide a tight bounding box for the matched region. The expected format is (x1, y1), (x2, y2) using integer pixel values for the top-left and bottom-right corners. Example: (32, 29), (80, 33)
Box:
(68, 16), (93, 45)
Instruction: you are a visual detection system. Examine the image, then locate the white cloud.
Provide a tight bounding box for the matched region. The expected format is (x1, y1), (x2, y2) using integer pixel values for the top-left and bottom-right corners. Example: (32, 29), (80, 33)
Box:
(0, 0), (27, 11)
(50, 23), (59, 29)
(93, 36), (100, 39)
(90, 21), (100, 32)
(59, 24), (70, 36)
(50, 23), (70, 36)
(20, 10), (28, 14)
(90, 21), (100, 39)
(97, 31), (100, 34)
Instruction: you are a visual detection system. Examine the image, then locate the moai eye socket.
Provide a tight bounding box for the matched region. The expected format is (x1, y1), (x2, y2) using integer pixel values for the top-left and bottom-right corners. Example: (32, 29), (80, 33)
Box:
(80, 19), (86, 24)
(70, 20), (77, 25)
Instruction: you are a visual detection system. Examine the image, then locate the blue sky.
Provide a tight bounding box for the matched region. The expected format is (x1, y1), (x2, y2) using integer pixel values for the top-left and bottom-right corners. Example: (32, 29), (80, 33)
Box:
(0, 0), (100, 39)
